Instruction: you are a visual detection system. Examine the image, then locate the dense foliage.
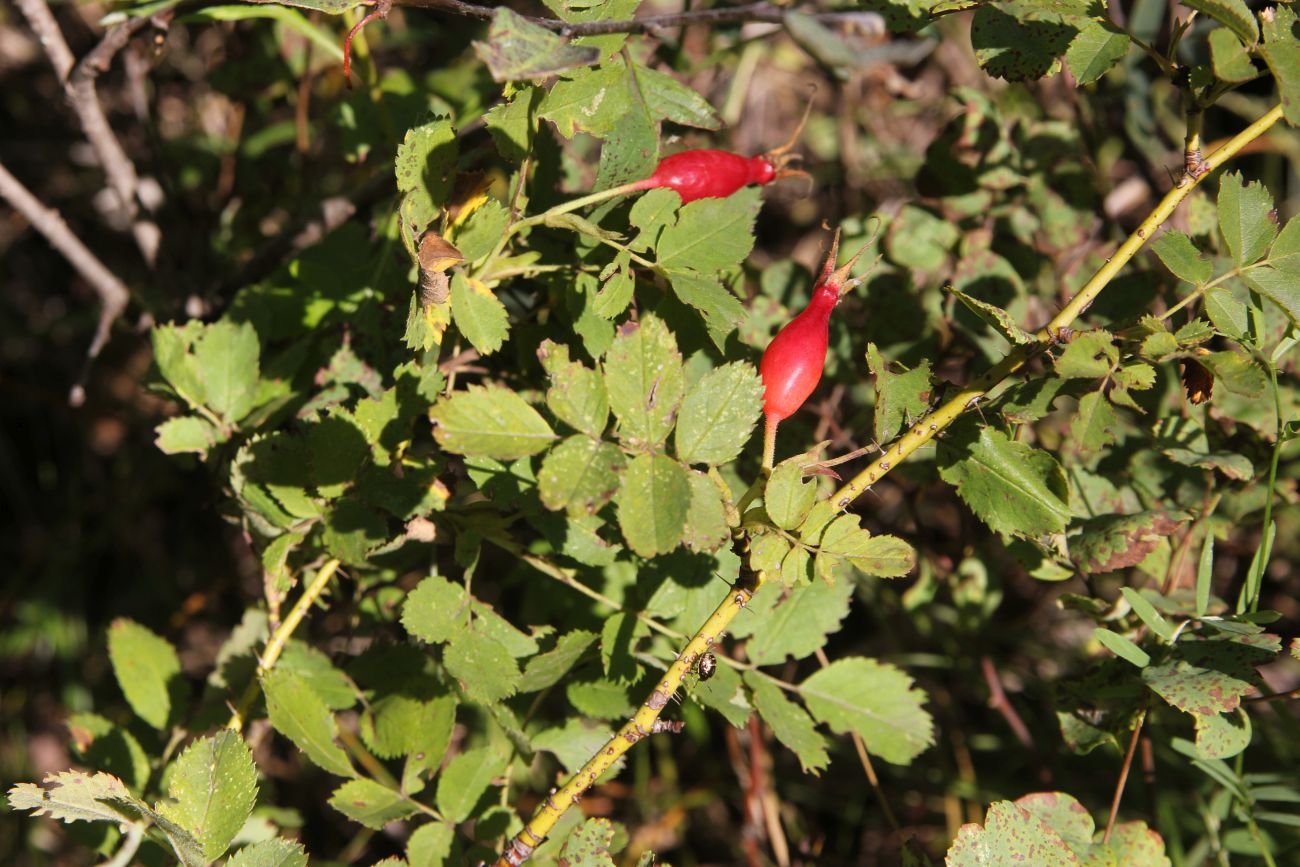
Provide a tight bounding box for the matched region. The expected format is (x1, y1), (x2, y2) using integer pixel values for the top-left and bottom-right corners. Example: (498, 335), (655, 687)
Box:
(3, 0), (1300, 865)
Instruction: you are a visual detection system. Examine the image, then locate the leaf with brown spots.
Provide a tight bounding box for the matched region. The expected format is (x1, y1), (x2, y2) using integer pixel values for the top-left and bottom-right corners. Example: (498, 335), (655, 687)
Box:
(1070, 511), (1185, 574)
(1141, 633), (1281, 716)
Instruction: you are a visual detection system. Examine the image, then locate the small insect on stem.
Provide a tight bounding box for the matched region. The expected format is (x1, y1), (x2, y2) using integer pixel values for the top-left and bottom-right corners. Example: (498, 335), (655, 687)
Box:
(696, 651), (717, 681)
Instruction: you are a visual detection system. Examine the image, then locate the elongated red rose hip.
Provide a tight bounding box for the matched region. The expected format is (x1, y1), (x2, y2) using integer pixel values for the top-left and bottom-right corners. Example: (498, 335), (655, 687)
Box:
(628, 101), (813, 203)
(633, 149), (778, 203)
(759, 231), (866, 467)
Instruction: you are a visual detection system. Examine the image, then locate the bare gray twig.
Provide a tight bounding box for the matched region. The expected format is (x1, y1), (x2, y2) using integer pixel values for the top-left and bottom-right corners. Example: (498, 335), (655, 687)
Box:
(393, 0), (878, 37)
(0, 159), (132, 406)
(14, 0), (161, 265)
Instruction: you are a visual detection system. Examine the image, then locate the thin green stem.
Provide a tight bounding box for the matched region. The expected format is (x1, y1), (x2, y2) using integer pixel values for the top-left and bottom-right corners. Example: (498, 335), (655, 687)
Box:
(102, 824), (144, 867)
(227, 559), (342, 730)
(1160, 261), (1267, 321)
(478, 180), (648, 280)
(1238, 363), (1283, 613)
(734, 475), (765, 516)
(1246, 815), (1279, 867)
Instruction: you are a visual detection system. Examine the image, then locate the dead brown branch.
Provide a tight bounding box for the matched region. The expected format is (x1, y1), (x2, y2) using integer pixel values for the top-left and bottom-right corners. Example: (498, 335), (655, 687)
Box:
(0, 159), (132, 405)
(15, 0), (162, 265)
(393, 0), (880, 37)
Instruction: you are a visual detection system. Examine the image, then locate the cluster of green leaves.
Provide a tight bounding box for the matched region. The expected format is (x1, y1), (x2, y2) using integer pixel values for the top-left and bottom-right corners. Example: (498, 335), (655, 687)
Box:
(11, 0), (1300, 863)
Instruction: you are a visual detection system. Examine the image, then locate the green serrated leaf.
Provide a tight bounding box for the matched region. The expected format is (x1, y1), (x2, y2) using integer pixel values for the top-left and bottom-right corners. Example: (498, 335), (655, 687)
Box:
(540, 65), (631, 139)
(1194, 708), (1252, 759)
(629, 187), (680, 248)
(629, 65), (718, 130)
(937, 426), (1071, 537)
(472, 7), (600, 82)
(407, 822), (457, 866)
(533, 720), (621, 778)
(603, 314), (684, 451)
(816, 515), (916, 578)
(155, 416), (223, 456)
(683, 471), (730, 553)
(1070, 391), (1119, 453)
(395, 117), (457, 229)
(746, 578), (853, 665)
(520, 630), (598, 692)
(1204, 286), (1251, 338)
(436, 744), (509, 823)
(8, 770), (145, 828)
(361, 693), (445, 762)
(107, 619), (183, 730)
(615, 453), (691, 558)
(452, 199), (511, 263)
(949, 285), (1034, 345)
(157, 731), (258, 862)
(262, 668), (356, 778)
(484, 86), (538, 163)
(1242, 267), (1300, 324)
(595, 103), (659, 192)
(1183, 0), (1258, 45)
(749, 533), (792, 575)
(567, 678), (636, 719)
(800, 657), (933, 764)
(321, 498), (386, 566)
(971, 3), (1079, 81)
(1065, 19), (1129, 85)
(430, 384), (556, 459)
(194, 320), (260, 424)
(275, 643), (355, 706)
(539, 340), (609, 437)
(1209, 27), (1259, 82)
(674, 362), (764, 465)
(539, 435), (625, 516)
(745, 673), (830, 773)
(666, 268), (746, 348)
(765, 458), (817, 531)
(866, 344), (933, 442)
(1218, 172), (1277, 267)
(1055, 330), (1118, 379)
(1261, 5), (1300, 126)
(1200, 350), (1267, 397)
(1142, 633), (1279, 715)
(656, 188), (763, 273)
(225, 838), (310, 867)
(1151, 231), (1212, 284)
(946, 799), (1082, 866)
(450, 274), (510, 356)
(444, 626), (522, 703)
(559, 817), (618, 866)
(328, 778), (416, 829)
(152, 322), (206, 408)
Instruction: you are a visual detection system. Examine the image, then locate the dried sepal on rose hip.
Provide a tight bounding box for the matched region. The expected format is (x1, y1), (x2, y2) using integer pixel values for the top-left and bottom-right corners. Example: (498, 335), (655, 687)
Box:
(759, 229), (869, 467)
